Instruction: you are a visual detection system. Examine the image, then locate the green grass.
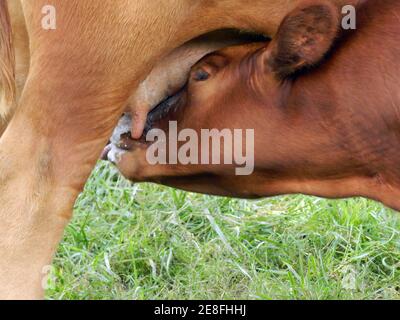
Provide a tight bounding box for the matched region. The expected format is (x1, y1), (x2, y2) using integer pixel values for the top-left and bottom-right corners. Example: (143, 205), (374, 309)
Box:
(46, 161), (400, 300)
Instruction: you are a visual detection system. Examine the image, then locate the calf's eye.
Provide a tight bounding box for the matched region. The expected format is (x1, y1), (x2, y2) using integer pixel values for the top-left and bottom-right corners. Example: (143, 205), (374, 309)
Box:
(193, 69), (210, 81)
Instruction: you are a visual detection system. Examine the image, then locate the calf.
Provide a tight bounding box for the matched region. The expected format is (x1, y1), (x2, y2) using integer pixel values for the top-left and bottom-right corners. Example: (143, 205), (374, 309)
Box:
(108, 0), (400, 211)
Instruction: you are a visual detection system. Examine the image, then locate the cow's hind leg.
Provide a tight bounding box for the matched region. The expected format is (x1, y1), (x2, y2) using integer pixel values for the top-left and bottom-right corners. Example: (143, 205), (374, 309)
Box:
(0, 67), (131, 299)
(0, 1), (141, 298)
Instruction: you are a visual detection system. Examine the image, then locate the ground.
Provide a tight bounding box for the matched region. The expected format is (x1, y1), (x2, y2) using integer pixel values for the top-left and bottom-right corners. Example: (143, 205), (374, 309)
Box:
(46, 162), (400, 300)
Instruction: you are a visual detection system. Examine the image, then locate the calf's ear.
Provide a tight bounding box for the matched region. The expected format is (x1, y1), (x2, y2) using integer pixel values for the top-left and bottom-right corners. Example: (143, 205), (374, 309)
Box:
(265, 0), (340, 79)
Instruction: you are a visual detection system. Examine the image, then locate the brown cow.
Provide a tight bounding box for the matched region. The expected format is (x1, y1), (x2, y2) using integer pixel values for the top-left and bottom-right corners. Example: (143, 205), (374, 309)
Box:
(108, 0), (400, 211)
(0, 0), (357, 299)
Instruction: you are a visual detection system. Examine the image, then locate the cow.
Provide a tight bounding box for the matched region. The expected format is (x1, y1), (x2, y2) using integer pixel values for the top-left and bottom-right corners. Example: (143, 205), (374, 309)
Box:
(0, 0), (357, 299)
(107, 0), (400, 213)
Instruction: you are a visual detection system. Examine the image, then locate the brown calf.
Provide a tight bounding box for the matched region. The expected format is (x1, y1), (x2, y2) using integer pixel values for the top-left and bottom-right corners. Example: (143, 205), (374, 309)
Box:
(109, 0), (400, 211)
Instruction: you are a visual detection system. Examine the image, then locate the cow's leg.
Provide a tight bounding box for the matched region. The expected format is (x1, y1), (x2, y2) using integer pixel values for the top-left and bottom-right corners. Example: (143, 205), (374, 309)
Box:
(0, 3), (139, 296)
(0, 0), (151, 299)
(0, 65), (132, 299)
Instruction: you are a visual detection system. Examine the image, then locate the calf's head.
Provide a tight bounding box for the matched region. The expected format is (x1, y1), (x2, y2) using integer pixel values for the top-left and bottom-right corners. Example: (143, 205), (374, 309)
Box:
(106, 1), (398, 207)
